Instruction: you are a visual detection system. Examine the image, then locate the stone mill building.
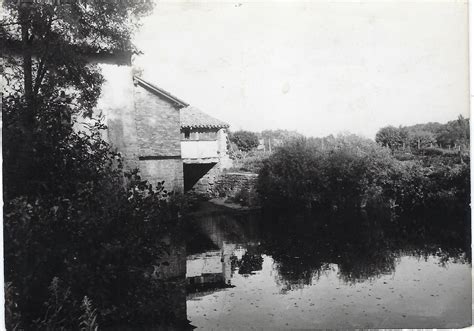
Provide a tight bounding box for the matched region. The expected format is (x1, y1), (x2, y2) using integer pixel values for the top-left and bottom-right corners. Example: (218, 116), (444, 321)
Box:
(95, 62), (231, 194)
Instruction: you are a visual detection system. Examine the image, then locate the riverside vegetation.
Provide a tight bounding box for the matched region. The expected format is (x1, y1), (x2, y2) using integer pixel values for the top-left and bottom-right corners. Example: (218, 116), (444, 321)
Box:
(223, 118), (469, 214)
(258, 117), (469, 216)
(2, 1), (193, 329)
(4, 95), (188, 328)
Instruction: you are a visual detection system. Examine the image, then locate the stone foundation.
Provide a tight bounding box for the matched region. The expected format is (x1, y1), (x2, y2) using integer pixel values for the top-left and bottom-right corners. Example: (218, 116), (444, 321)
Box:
(212, 172), (259, 198)
(184, 162), (222, 197)
(139, 159), (184, 193)
(184, 165), (259, 203)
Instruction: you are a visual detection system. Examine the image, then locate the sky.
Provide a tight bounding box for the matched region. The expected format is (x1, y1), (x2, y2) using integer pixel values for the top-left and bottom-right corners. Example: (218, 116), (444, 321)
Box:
(132, 0), (469, 139)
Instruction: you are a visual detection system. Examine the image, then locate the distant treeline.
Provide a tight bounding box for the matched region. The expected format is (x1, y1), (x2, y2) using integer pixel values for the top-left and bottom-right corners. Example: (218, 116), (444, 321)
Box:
(375, 115), (469, 151)
(228, 129), (303, 153)
(230, 116), (469, 153)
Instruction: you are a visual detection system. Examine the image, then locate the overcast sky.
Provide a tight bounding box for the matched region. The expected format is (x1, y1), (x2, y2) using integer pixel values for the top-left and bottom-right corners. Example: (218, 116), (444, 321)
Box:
(133, 0), (469, 139)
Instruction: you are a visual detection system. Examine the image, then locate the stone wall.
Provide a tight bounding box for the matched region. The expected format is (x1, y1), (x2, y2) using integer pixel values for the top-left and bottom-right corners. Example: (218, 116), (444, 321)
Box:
(96, 66), (184, 192)
(134, 84), (181, 158)
(185, 163), (223, 197)
(133, 82), (184, 192)
(212, 172), (259, 198)
(139, 158), (184, 192)
(186, 170), (259, 201)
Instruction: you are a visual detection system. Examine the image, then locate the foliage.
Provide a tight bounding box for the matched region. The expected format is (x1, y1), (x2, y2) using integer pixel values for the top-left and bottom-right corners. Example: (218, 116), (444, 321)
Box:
(1, 0), (154, 197)
(260, 129), (303, 151)
(407, 129), (436, 149)
(226, 187), (259, 207)
(228, 150), (270, 173)
(229, 130), (260, 152)
(236, 252), (264, 274)
(436, 115), (470, 149)
(258, 134), (469, 214)
(375, 125), (407, 149)
(79, 296), (99, 331)
(3, 83), (185, 329)
(32, 277), (77, 330)
(228, 141), (244, 160)
(1, 2), (187, 328)
(375, 115), (470, 152)
(2, 0), (153, 109)
(5, 282), (22, 331)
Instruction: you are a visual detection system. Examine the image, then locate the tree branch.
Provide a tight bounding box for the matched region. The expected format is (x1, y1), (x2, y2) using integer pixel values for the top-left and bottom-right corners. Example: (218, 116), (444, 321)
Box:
(33, 14), (54, 96)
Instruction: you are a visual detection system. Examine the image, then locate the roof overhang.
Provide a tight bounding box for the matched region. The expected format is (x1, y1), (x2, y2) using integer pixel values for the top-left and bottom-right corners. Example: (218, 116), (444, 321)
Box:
(182, 157), (219, 164)
(133, 76), (189, 108)
(180, 124), (229, 130)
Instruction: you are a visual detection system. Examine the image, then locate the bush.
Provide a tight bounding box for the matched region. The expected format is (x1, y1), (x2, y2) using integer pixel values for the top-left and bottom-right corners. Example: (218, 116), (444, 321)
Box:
(226, 187), (259, 207)
(257, 134), (469, 214)
(229, 130), (259, 152)
(228, 151), (270, 173)
(4, 168), (184, 328)
(3, 95), (185, 328)
(258, 135), (392, 209)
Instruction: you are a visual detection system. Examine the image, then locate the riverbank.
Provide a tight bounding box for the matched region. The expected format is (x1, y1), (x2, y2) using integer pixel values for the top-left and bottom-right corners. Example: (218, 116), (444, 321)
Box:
(209, 197), (261, 211)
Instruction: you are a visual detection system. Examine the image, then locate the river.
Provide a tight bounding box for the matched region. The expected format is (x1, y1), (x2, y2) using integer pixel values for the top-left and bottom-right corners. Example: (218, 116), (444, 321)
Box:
(166, 203), (471, 329)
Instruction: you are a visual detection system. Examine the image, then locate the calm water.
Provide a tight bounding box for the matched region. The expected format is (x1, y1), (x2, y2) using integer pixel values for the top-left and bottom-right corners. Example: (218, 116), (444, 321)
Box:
(182, 206), (471, 329)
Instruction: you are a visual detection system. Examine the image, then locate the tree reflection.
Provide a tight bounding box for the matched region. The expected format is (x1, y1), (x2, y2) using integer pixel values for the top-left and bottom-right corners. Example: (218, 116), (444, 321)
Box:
(237, 252), (264, 275)
(258, 209), (470, 290)
(185, 207), (469, 293)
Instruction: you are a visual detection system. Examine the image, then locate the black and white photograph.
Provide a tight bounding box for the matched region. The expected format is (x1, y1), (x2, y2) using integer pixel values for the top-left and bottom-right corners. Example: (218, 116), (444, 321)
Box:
(0, 0), (471, 329)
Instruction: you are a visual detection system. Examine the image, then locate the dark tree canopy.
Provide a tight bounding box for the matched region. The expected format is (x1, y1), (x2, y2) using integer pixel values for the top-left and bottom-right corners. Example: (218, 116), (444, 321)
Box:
(1, 0), (153, 114)
(1, 0), (153, 197)
(375, 115), (469, 151)
(229, 130), (260, 152)
(436, 115), (470, 148)
(375, 126), (406, 149)
(2, 2), (191, 329)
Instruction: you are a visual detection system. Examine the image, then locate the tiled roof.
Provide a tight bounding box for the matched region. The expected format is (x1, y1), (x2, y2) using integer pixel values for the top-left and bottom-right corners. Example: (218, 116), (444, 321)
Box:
(180, 106), (229, 129)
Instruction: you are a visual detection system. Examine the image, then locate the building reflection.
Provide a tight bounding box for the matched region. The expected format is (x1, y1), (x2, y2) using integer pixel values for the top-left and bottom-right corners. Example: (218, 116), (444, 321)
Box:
(185, 209), (263, 295)
(186, 241), (265, 296)
(186, 242), (235, 293)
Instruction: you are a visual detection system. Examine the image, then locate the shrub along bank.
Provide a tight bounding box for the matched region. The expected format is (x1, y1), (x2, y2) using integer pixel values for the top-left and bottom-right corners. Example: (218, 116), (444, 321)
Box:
(3, 96), (188, 329)
(257, 134), (469, 215)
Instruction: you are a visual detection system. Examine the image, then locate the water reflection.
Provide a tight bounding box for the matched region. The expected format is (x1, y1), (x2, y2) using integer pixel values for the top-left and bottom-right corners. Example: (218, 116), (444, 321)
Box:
(183, 206), (471, 329)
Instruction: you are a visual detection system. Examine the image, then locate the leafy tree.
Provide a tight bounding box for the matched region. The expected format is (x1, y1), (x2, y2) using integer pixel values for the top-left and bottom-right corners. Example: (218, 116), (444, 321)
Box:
(1, 2), (193, 329)
(407, 129), (436, 149)
(375, 126), (406, 150)
(229, 130), (260, 152)
(436, 115), (470, 149)
(3, 92), (189, 328)
(376, 116), (470, 151)
(1, 0), (153, 196)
